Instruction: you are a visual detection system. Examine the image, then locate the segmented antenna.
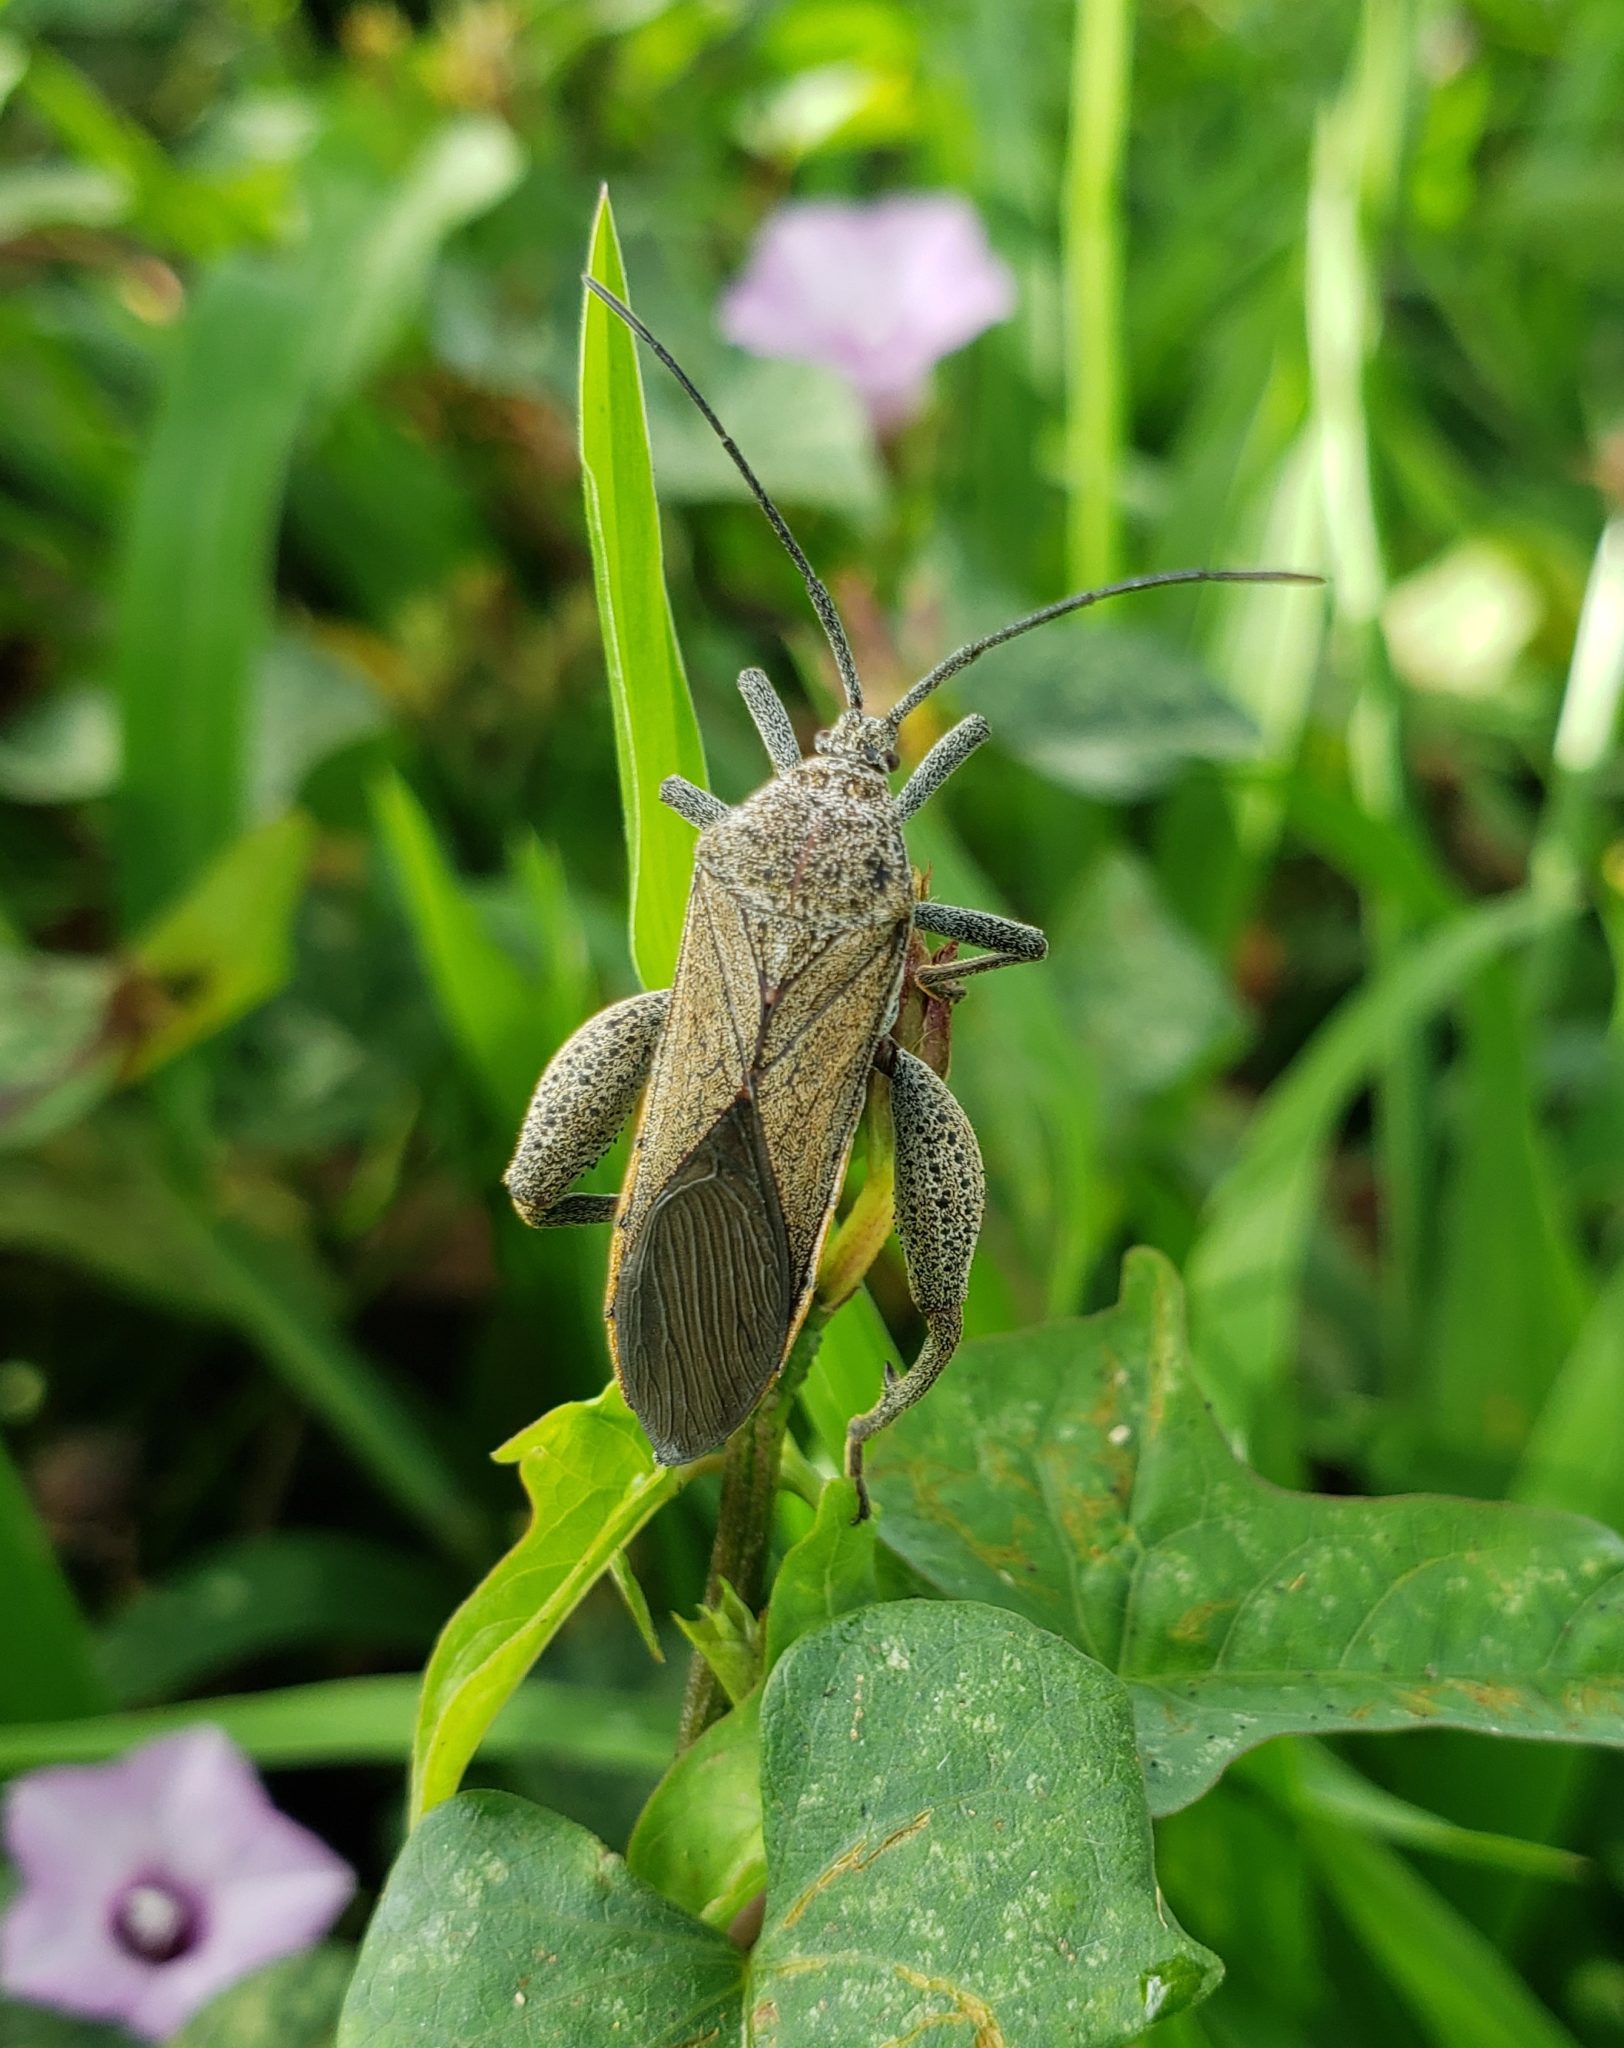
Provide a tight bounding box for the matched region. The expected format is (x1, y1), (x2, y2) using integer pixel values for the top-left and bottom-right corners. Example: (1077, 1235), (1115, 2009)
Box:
(583, 276), (865, 711)
(885, 568), (1324, 731)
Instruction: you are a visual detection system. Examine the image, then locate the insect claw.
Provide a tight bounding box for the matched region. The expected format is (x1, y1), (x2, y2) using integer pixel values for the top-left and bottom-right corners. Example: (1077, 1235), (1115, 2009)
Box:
(883, 1360), (901, 1389)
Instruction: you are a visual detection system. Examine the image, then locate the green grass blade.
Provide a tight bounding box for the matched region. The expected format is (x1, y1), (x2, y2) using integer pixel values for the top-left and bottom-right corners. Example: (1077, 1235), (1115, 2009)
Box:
(0, 1119), (480, 1561)
(1062, 0), (1132, 586)
(1304, 1823), (1583, 2048)
(1186, 887), (1576, 1463)
(0, 1675), (670, 1777)
(371, 770), (540, 1121)
(0, 1432), (106, 1721)
(579, 189), (707, 989)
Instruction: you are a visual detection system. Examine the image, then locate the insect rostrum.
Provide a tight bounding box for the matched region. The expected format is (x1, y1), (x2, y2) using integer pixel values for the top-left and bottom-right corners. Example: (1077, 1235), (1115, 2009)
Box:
(505, 278), (1315, 1517)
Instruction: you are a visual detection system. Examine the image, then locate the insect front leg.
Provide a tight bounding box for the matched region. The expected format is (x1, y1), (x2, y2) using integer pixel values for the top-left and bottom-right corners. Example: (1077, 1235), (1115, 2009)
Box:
(844, 1046), (985, 1520)
(894, 715), (989, 821)
(738, 666), (802, 773)
(504, 990), (670, 1226)
(910, 900), (1047, 993)
(659, 777), (729, 829)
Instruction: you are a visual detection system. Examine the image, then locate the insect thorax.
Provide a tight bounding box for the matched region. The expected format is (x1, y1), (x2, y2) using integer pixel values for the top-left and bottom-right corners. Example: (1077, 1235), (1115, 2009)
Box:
(697, 757), (912, 938)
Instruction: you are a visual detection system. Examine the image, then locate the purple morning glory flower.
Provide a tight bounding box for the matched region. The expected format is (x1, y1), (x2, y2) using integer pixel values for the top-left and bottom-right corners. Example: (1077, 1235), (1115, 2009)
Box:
(718, 193), (1016, 430)
(0, 1727), (353, 2042)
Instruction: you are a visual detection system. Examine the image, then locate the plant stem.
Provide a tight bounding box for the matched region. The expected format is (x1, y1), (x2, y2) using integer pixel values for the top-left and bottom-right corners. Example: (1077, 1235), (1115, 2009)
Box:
(676, 1309), (829, 1750)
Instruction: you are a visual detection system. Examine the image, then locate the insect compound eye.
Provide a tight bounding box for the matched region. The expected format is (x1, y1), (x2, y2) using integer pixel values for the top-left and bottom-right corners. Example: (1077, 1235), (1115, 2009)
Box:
(884, 749), (900, 772)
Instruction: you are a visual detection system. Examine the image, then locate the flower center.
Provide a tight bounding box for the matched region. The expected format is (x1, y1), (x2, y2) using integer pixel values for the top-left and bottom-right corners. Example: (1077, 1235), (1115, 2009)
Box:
(110, 1878), (202, 1965)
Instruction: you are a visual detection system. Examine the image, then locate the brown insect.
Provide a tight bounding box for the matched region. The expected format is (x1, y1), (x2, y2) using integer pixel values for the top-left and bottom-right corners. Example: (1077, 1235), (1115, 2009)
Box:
(505, 279), (1315, 1514)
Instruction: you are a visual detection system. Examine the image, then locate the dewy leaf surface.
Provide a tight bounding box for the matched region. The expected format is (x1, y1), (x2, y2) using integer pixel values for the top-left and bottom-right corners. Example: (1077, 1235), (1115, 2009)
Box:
(338, 1792), (744, 2048)
(749, 1601), (1218, 2044)
(869, 1248), (1624, 1813)
(344, 1603), (1218, 2045)
(409, 1383), (684, 1823)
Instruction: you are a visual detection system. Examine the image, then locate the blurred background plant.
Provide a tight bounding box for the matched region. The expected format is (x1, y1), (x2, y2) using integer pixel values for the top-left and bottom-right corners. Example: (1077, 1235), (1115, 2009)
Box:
(1, 0), (1622, 2041)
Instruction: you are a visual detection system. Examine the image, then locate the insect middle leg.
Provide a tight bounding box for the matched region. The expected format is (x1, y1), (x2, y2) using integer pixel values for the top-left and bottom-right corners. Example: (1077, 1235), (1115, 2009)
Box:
(505, 990), (670, 1226)
(911, 899), (1047, 993)
(845, 1045), (986, 1519)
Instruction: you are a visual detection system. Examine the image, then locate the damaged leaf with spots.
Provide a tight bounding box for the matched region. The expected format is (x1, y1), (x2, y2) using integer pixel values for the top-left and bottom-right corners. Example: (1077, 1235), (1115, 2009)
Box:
(868, 1248), (1624, 1813)
(342, 1601), (1217, 2045)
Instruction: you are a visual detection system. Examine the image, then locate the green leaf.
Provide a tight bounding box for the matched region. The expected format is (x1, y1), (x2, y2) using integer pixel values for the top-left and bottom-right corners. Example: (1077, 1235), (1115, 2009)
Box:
(625, 1479), (877, 1931)
(626, 1690), (765, 1929)
(0, 950), (120, 1150)
(343, 1603), (1218, 2046)
(370, 769), (542, 1119)
(409, 1383), (686, 1825)
(674, 1578), (762, 1710)
(579, 189), (707, 989)
(762, 1475), (878, 1665)
(0, 1114), (477, 1559)
(870, 1248), (1624, 1814)
(172, 1947), (354, 2048)
(0, 1429), (105, 1721)
(799, 1284), (890, 1467)
(124, 813), (317, 1080)
(751, 1602), (1218, 2040)
(1051, 848), (1243, 1104)
(645, 355), (882, 517)
(0, 1675), (669, 1778)
(96, 1532), (453, 1707)
(340, 1792), (743, 2047)
(1516, 1260), (1624, 1525)
(115, 120), (521, 925)
(1422, 964), (1588, 1474)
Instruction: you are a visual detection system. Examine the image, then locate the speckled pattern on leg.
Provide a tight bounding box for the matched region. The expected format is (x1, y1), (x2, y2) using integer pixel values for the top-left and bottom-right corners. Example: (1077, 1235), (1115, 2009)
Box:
(845, 1046), (984, 1512)
(503, 989), (669, 1225)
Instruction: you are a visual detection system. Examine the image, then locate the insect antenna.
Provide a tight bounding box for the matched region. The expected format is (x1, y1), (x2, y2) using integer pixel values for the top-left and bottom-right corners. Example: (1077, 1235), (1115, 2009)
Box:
(583, 276), (865, 711)
(884, 567), (1323, 731)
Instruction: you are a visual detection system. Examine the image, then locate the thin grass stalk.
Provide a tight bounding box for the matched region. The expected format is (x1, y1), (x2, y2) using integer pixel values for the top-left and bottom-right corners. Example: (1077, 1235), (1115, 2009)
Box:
(1063, 0), (1132, 589)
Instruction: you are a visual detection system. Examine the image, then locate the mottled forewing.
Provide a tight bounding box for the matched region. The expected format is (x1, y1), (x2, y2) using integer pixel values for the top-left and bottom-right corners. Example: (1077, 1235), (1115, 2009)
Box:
(619, 867), (758, 1245)
(612, 1095), (795, 1463)
(755, 919), (908, 1281)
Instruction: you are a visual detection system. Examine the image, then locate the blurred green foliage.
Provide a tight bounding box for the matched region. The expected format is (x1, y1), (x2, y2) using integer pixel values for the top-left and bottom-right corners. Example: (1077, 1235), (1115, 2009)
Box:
(2, 0), (1623, 2041)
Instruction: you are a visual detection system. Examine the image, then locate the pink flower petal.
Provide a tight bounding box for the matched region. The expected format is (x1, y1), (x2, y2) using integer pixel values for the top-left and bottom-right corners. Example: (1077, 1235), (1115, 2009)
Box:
(719, 193), (1015, 428)
(0, 1727), (354, 2043)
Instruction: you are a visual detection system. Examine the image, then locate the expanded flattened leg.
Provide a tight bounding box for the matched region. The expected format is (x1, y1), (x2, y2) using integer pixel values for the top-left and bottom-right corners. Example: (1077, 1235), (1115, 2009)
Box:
(910, 899), (1047, 994)
(660, 776), (729, 830)
(894, 715), (989, 821)
(845, 1047), (985, 1519)
(504, 990), (670, 1226)
(738, 666), (802, 774)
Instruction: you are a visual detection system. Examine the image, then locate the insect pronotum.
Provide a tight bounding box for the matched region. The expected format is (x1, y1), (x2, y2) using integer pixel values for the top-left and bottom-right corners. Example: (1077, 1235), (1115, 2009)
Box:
(505, 274), (1317, 1517)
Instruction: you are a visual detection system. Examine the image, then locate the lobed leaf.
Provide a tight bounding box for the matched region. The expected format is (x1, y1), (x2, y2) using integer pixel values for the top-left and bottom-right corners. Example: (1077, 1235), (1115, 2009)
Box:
(870, 1247), (1624, 1813)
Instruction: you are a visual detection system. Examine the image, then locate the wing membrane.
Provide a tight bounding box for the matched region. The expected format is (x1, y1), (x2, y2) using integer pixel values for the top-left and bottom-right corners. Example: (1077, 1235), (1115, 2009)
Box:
(611, 1096), (794, 1464)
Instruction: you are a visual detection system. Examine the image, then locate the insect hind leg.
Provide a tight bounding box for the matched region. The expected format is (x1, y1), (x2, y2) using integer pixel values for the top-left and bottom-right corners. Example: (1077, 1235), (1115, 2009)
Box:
(505, 989), (669, 1226)
(910, 900), (1047, 996)
(738, 667), (802, 774)
(844, 1046), (984, 1519)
